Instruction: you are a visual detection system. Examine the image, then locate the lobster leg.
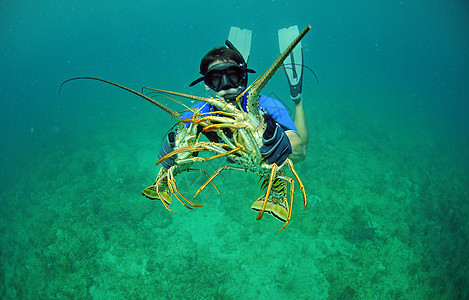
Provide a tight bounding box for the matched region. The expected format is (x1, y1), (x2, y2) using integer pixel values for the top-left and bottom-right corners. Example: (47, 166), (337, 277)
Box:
(156, 143), (216, 166)
(156, 142), (233, 166)
(277, 175), (294, 231)
(166, 167), (202, 209)
(142, 169), (177, 214)
(286, 159), (307, 209)
(155, 176), (177, 214)
(144, 167), (223, 212)
(202, 123), (248, 132)
(256, 164), (279, 220)
(197, 147), (242, 163)
(159, 144), (243, 166)
(190, 168), (222, 196)
(193, 165), (248, 199)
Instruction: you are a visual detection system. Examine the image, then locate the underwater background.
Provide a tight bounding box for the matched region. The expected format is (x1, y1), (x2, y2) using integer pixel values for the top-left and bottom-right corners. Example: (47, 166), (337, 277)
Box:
(1, 0), (468, 298)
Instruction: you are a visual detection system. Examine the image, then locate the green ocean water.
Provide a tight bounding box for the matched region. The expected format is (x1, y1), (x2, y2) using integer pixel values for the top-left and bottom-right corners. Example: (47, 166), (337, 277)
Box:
(1, 0), (468, 298)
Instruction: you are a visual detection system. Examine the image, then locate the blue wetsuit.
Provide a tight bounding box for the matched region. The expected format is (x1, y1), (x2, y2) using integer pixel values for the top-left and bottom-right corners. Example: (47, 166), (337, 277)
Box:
(181, 94), (297, 132)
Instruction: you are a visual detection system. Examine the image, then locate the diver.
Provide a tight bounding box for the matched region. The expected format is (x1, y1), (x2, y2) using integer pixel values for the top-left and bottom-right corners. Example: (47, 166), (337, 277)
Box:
(158, 25), (308, 169)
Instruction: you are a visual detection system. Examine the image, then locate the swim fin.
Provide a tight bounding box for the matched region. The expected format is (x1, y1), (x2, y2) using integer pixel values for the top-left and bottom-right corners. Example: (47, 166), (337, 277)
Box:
(278, 25), (304, 103)
(227, 27), (252, 64)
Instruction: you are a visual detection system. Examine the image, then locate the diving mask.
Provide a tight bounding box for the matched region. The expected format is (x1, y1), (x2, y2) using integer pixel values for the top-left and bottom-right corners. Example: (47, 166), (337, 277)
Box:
(189, 62), (247, 92)
(203, 62), (247, 92)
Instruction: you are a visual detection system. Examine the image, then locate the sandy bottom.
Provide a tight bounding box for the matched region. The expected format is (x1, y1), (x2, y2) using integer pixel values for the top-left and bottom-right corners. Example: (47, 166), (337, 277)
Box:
(1, 96), (467, 299)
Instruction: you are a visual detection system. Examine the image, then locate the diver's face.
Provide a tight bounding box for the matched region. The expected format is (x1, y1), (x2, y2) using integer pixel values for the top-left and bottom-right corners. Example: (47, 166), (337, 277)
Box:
(205, 60), (244, 101)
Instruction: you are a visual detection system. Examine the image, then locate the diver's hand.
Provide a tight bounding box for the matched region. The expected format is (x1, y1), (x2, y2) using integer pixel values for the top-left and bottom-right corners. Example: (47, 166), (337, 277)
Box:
(158, 132), (177, 169)
(260, 114), (292, 165)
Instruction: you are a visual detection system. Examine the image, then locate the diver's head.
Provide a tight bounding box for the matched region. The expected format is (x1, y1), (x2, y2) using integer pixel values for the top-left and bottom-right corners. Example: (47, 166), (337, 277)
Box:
(189, 47), (254, 101)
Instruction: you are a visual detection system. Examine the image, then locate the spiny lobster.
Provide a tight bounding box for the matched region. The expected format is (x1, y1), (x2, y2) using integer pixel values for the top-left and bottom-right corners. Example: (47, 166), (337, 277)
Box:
(60, 25), (311, 230)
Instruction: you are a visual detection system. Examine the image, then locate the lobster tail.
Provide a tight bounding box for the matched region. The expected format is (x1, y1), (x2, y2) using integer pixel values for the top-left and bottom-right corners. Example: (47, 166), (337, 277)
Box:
(142, 184), (172, 205)
(251, 197), (289, 222)
(251, 178), (289, 222)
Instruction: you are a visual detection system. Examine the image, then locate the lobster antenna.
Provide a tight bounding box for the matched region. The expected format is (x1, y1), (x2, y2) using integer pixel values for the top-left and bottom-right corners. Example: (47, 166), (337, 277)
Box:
(59, 77), (181, 121)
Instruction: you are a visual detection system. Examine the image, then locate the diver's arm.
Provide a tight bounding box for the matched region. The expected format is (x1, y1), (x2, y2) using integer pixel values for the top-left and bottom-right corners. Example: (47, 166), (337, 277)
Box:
(286, 131), (306, 163)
